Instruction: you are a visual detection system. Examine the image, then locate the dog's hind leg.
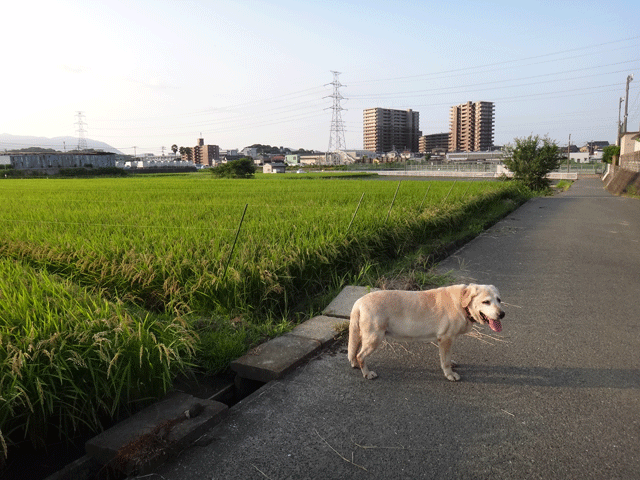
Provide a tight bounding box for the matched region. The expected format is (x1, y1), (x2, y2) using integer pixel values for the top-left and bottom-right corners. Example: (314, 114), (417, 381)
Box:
(356, 330), (384, 380)
(347, 310), (361, 369)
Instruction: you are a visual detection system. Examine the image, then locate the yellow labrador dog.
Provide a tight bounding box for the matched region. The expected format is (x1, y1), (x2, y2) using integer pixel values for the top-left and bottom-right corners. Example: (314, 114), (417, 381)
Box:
(348, 284), (504, 381)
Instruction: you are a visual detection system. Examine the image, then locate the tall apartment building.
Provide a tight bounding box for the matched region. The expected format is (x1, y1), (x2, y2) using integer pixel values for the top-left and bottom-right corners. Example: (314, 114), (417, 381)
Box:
(448, 101), (494, 152)
(183, 138), (220, 166)
(363, 108), (421, 153)
(419, 132), (450, 153)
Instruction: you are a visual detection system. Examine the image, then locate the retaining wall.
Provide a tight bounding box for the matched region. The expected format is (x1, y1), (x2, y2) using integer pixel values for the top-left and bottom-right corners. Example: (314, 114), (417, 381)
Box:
(603, 164), (640, 195)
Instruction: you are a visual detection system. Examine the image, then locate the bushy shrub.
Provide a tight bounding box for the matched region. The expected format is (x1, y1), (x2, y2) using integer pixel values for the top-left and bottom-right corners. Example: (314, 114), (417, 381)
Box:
(602, 145), (620, 164)
(211, 158), (256, 178)
(503, 135), (562, 190)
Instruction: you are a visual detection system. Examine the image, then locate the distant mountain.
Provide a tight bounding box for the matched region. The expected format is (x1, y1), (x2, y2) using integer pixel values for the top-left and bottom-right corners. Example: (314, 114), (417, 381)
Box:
(0, 133), (123, 154)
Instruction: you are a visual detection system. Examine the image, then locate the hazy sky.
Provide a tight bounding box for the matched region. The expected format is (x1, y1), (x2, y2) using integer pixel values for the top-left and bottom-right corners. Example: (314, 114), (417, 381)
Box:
(2, 0), (639, 155)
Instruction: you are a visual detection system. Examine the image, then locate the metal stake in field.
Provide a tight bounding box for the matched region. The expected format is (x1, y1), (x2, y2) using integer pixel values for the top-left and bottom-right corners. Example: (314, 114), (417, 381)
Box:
(461, 182), (471, 200)
(347, 192), (365, 233)
(419, 184), (432, 209)
(441, 181), (457, 205)
(223, 203), (248, 279)
(385, 182), (401, 224)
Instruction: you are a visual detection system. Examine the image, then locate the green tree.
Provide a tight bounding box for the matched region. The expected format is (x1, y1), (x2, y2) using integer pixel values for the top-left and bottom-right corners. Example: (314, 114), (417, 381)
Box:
(602, 145), (620, 164)
(211, 158), (256, 178)
(503, 135), (562, 190)
(171, 144), (178, 155)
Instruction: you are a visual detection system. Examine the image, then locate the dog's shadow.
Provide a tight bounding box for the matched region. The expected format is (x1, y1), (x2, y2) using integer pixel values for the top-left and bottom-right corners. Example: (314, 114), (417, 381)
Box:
(460, 364), (640, 390)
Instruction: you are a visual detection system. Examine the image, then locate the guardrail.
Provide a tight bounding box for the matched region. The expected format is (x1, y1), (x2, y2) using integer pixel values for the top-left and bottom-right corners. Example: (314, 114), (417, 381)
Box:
(348, 162), (602, 177)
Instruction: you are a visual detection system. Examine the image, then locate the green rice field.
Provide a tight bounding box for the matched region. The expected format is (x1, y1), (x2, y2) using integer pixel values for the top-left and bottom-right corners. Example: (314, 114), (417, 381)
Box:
(0, 174), (523, 315)
(0, 172), (530, 457)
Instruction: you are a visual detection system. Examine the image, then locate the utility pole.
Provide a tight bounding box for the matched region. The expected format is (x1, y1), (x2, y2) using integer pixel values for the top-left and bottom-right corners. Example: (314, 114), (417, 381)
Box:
(617, 97), (624, 145)
(133, 146), (137, 158)
(623, 74), (634, 134)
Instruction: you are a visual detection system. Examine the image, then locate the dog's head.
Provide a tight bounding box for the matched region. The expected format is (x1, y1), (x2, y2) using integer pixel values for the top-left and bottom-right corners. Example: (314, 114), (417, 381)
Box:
(461, 284), (504, 332)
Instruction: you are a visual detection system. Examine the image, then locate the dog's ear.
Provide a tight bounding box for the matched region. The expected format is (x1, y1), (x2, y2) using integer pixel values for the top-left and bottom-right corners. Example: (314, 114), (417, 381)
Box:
(461, 284), (475, 308)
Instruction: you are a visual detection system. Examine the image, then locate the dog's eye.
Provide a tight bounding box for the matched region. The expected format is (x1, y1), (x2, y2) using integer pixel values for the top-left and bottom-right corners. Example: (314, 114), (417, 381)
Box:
(497, 298), (502, 303)
(482, 300), (490, 305)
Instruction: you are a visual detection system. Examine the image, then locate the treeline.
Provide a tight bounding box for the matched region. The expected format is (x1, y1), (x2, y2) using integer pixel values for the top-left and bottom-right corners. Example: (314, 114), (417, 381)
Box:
(246, 144), (316, 155)
(3, 147), (108, 154)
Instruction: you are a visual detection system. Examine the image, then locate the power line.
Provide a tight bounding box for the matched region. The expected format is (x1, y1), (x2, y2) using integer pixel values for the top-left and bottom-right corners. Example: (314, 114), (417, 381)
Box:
(348, 35), (640, 86)
(349, 60), (640, 100)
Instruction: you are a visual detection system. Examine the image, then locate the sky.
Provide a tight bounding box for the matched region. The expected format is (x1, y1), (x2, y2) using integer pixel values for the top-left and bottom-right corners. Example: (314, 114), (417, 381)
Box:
(2, 0), (639, 156)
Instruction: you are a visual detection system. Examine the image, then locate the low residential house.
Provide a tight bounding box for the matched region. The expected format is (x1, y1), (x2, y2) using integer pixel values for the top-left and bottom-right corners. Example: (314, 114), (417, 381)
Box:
(300, 154), (327, 165)
(240, 147), (258, 158)
(570, 151), (603, 164)
(285, 154), (300, 165)
(254, 154), (270, 166)
(220, 154), (243, 164)
(619, 132), (640, 172)
(263, 162), (287, 174)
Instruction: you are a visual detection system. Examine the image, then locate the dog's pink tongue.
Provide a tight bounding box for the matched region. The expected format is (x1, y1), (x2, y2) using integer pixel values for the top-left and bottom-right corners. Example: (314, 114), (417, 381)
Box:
(489, 318), (502, 332)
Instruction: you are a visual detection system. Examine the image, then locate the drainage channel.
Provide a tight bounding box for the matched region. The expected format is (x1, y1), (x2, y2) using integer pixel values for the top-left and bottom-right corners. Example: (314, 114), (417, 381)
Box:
(5, 373), (266, 480)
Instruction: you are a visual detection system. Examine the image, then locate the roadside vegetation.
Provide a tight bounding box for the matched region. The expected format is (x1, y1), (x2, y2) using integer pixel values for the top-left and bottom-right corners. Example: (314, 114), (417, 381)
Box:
(0, 258), (196, 463)
(502, 135), (562, 190)
(0, 173), (532, 461)
(553, 180), (573, 192)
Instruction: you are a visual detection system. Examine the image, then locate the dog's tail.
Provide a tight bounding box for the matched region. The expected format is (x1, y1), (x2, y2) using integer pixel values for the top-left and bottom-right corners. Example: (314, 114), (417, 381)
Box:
(347, 302), (361, 367)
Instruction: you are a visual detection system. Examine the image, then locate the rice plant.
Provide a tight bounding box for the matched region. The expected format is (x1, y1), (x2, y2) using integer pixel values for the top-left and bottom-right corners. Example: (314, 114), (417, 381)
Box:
(0, 258), (197, 460)
(0, 175), (526, 319)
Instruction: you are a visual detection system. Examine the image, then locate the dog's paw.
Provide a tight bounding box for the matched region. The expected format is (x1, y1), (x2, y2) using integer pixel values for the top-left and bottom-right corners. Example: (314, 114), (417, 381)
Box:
(364, 371), (378, 380)
(445, 371), (461, 382)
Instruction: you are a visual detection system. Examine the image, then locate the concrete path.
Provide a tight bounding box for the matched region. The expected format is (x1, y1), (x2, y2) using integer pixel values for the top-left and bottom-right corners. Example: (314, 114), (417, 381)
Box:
(150, 178), (640, 480)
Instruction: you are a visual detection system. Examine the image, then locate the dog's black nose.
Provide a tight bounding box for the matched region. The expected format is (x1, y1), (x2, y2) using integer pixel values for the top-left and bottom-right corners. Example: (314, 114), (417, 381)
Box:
(499, 310), (505, 319)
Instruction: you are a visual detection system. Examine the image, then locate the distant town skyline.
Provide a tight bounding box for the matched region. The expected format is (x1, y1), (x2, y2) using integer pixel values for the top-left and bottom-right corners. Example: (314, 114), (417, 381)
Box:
(2, 0), (639, 156)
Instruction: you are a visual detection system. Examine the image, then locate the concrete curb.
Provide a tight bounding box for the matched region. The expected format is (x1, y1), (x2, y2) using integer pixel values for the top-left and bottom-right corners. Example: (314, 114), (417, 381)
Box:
(85, 392), (228, 475)
(230, 286), (377, 383)
(322, 285), (379, 318)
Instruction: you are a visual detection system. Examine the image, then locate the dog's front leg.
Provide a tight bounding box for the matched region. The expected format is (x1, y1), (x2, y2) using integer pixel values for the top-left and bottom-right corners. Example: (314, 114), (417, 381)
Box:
(437, 337), (460, 381)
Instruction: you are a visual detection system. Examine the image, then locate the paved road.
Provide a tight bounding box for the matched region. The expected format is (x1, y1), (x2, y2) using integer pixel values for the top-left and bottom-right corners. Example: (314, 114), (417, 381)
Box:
(152, 178), (639, 480)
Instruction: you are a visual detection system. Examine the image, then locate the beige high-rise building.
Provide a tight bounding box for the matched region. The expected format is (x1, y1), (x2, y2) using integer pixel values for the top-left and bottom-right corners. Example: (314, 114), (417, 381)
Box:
(448, 101), (494, 152)
(363, 108), (421, 153)
(183, 138), (220, 166)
